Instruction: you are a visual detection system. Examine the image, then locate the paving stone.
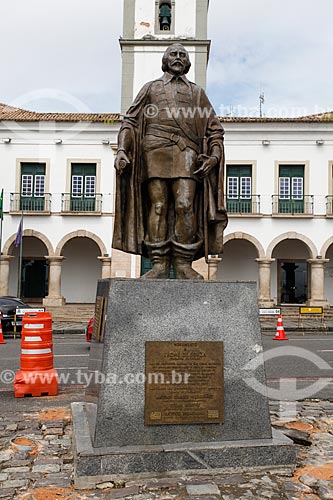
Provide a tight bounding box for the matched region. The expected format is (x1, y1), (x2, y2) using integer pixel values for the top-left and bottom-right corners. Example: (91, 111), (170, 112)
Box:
(2, 479), (28, 488)
(318, 486), (333, 500)
(187, 497), (220, 500)
(42, 427), (63, 435)
(33, 457), (63, 465)
(317, 480), (333, 491)
(0, 432), (12, 439)
(256, 491), (276, 499)
(141, 477), (184, 490)
(186, 484), (221, 496)
(56, 437), (71, 446)
(299, 474), (318, 487)
(15, 430), (43, 438)
(9, 472), (43, 480)
(0, 450), (13, 463)
(313, 433), (333, 440)
(260, 475), (279, 488)
(12, 451), (30, 460)
(5, 424), (17, 431)
(34, 476), (72, 487)
(61, 463), (73, 470)
(32, 463), (61, 473)
(7, 459), (32, 467)
(62, 453), (74, 463)
(0, 489), (16, 499)
(275, 427), (312, 446)
(41, 420), (64, 429)
(2, 466), (30, 473)
(96, 481), (115, 489)
(44, 434), (62, 441)
(131, 495), (158, 500)
(106, 486), (140, 499)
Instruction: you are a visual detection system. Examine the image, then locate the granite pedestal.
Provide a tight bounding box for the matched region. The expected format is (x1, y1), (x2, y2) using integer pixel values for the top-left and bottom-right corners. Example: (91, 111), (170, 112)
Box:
(72, 279), (295, 488)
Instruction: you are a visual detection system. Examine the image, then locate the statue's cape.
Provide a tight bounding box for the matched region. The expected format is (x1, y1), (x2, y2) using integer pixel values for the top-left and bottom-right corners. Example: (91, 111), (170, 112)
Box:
(112, 79), (228, 261)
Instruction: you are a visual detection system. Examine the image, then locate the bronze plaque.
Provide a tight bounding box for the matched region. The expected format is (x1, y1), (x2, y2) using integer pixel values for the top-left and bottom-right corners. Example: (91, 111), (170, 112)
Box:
(92, 296), (106, 342)
(145, 341), (224, 425)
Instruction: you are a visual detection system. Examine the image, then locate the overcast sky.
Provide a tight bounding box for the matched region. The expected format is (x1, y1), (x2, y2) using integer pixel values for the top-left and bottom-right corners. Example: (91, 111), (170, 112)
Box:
(2, 0), (333, 117)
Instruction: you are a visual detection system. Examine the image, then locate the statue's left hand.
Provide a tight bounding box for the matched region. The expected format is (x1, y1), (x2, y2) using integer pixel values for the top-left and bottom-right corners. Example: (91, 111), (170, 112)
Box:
(194, 154), (218, 178)
(115, 150), (131, 175)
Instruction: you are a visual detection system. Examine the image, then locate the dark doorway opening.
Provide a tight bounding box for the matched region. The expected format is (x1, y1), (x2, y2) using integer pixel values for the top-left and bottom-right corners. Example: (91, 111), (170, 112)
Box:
(278, 260), (308, 304)
(21, 258), (48, 301)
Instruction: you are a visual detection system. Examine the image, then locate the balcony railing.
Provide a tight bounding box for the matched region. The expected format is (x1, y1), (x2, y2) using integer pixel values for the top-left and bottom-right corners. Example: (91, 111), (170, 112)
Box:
(226, 195), (261, 214)
(61, 193), (103, 213)
(10, 193), (51, 212)
(326, 196), (333, 215)
(272, 195), (314, 215)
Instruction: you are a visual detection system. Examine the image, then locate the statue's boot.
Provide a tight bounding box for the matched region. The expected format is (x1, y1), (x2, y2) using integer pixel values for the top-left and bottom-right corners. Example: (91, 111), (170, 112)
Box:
(171, 239), (204, 280)
(141, 240), (170, 279)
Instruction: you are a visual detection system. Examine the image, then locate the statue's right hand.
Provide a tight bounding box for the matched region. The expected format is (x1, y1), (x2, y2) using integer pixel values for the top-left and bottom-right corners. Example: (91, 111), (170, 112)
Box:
(115, 150), (131, 175)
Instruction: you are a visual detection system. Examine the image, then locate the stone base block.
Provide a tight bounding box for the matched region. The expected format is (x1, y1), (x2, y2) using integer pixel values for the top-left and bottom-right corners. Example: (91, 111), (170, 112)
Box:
(74, 280), (296, 488)
(72, 402), (296, 489)
(43, 296), (66, 307)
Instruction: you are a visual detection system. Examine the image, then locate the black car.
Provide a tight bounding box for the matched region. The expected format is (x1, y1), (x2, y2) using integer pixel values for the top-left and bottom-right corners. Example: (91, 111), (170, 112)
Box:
(0, 297), (32, 332)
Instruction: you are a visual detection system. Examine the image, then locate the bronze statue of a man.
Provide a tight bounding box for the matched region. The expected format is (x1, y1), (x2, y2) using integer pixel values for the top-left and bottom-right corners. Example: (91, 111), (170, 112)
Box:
(113, 44), (228, 279)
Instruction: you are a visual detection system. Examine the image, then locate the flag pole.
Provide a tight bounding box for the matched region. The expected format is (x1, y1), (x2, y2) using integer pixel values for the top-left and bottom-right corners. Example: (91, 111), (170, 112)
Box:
(17, 213), (23, 298)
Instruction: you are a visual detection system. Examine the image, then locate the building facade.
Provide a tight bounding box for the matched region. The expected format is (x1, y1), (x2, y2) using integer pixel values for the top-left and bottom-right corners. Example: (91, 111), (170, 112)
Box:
(0, 106), (120, 306)
(1, 106), (333, 308)
(217, 115), (333, 309)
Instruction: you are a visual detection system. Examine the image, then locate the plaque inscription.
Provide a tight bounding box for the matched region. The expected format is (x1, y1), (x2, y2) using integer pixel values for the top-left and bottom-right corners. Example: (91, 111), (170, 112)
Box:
(145, 341), (224, 425)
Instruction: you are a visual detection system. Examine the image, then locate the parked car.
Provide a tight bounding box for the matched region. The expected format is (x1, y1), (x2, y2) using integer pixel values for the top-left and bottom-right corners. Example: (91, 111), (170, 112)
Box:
(0, 297), (32, 332)
(86, 316), (94, 343)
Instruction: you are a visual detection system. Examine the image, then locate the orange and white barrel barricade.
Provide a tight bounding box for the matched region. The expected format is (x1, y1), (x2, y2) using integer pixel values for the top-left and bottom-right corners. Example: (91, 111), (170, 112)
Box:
(14, 312), (58, 397)
(0, 319), (6, 344)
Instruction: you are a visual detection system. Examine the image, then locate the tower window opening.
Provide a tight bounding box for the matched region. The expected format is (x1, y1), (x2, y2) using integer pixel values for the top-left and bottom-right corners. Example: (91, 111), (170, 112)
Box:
(159, 1), (172, 31)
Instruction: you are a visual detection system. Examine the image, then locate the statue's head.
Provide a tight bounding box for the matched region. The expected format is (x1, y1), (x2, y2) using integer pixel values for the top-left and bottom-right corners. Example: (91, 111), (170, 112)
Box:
(162, 44), (191, 76)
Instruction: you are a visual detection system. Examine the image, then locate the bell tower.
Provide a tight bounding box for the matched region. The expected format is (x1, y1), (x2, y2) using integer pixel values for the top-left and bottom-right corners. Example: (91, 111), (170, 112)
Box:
(120, 0), (210, 113)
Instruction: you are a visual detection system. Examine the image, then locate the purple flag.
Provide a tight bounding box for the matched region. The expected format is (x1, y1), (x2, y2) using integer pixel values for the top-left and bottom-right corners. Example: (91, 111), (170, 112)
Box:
(14, 217), (23, 247)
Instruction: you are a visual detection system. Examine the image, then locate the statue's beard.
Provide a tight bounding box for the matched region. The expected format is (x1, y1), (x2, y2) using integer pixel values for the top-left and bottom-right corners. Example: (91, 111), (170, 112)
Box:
(169, 62), (185, 75)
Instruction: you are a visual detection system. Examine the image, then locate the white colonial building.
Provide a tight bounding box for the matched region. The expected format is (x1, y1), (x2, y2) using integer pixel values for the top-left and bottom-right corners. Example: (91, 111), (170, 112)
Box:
(1, 0), (333, 308)
(219, 115), (333, 308)
(0, 106), (120, 305)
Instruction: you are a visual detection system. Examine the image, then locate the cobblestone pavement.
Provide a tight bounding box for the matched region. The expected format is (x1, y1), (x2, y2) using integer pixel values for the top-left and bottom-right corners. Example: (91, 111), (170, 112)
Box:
(1, 398), (333, 499)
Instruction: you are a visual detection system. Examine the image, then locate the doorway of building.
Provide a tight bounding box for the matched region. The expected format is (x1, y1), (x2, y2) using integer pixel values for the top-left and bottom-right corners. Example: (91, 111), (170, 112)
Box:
(21, 258), (48, 301)
(278, 260), (308, 304)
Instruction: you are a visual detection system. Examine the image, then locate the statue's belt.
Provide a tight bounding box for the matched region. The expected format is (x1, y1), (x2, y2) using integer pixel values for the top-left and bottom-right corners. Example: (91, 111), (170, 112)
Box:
(145, 127), (200, 153)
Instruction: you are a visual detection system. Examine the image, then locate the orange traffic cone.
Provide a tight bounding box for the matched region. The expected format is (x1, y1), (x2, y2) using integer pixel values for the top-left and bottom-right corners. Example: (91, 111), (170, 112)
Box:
(273, 314), (288, 340)
(0, 321), (7, 344)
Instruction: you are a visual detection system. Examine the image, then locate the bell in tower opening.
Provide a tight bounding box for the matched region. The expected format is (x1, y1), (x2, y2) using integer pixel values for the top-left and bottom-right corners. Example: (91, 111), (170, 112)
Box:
(159, 0), (172, 30)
